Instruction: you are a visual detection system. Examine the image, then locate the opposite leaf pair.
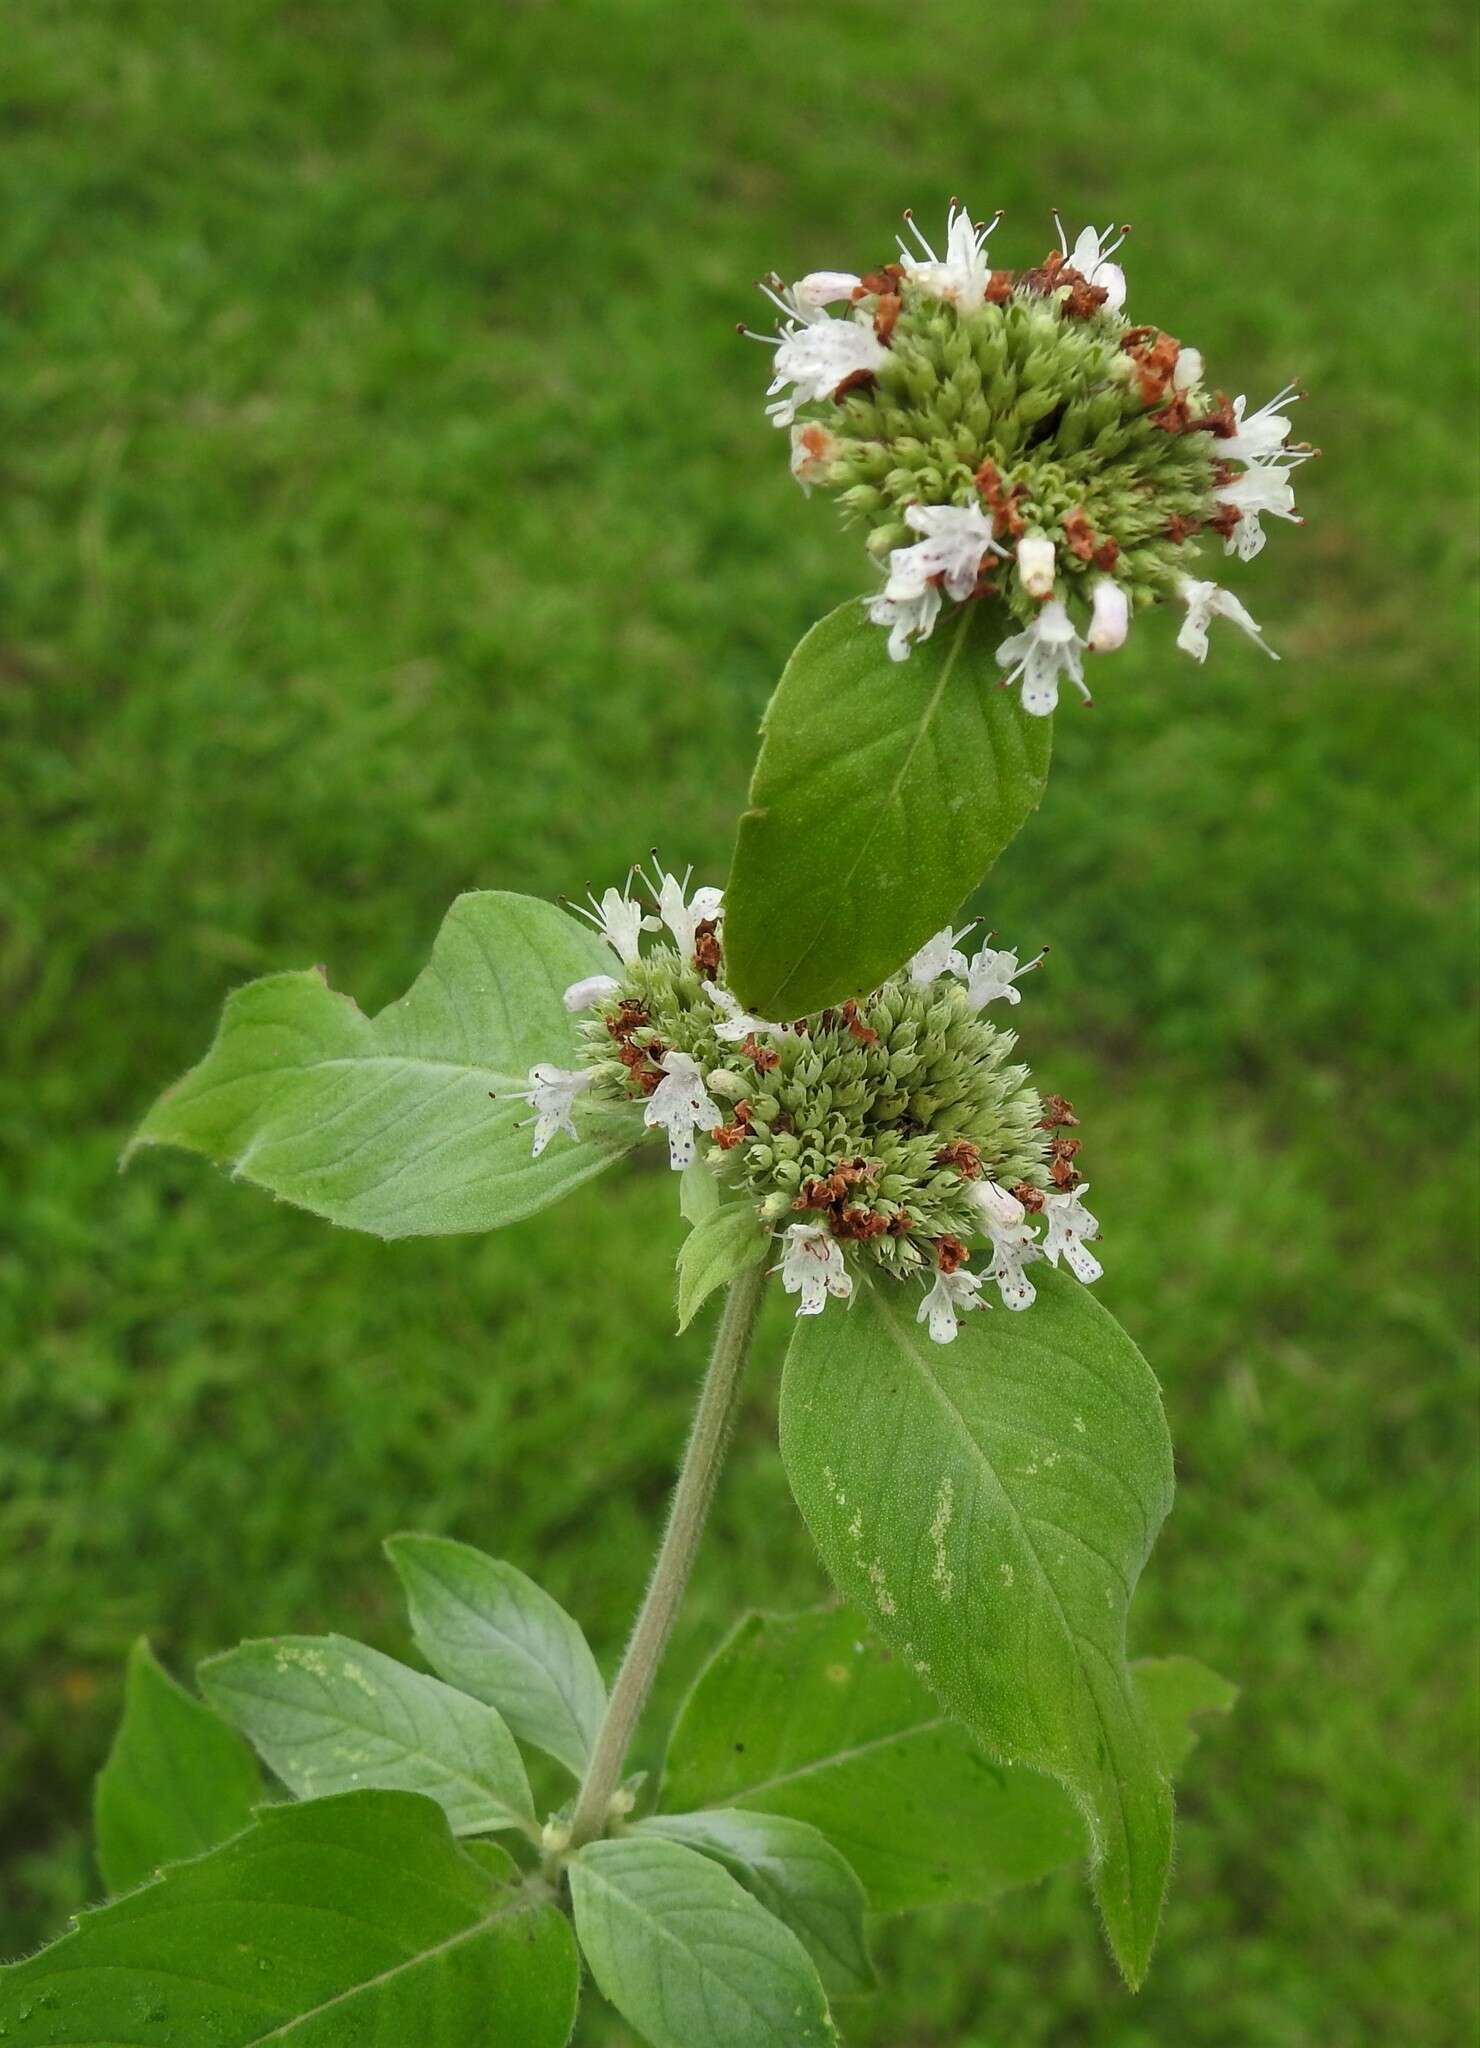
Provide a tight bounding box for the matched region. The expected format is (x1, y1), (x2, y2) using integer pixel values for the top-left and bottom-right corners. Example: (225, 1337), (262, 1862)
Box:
(21, 1531), (1230, 2048)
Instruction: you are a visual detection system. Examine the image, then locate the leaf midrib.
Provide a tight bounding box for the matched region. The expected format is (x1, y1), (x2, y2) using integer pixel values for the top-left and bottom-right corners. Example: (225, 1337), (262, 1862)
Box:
(253, 1885), (545, 2041)
(692, 1715), (953, 1808)
(869, 1291), (1137, 1886)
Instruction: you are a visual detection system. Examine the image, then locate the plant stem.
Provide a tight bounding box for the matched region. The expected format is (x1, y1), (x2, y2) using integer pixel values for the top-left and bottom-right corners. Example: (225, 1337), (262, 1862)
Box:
(566, 1258), (768, 1849)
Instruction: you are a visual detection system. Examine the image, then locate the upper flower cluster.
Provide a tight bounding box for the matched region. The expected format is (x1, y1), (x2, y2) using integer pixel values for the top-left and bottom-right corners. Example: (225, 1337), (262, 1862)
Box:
(518, 860), (1103, 1344)
(751, 202), (1314, 709)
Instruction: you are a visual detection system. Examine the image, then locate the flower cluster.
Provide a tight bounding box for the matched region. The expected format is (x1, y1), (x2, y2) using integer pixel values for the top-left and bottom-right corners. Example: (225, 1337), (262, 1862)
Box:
(751, 203), (1314, 707)
(518, 860), (1103, 1343)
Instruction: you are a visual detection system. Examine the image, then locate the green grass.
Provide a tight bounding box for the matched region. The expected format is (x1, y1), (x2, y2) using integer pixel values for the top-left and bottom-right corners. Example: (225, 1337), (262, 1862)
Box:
(3, 0), (1476, 2039)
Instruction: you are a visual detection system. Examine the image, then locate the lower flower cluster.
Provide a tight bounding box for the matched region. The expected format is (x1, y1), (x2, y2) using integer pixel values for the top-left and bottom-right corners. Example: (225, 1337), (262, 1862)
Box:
(518, 862), (1104, 1343)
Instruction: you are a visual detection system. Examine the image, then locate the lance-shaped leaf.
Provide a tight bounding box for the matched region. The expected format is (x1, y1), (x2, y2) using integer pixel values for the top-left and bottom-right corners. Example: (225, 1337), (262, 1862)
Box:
(387, 1533), (607, 1778)
(200, 1634), (535, 1837)
(724, 601), (1052, 1017)
(0, 1792), (580, 2044)
(94, 1638), (261, 1895)
(677, 1202), (770, 1331)
(569, 1835), (836, 2048)
(128, 890), (639, 1238)
(779, 1269), (1176, 1986)
(661, 1609), (1233, 1916)
(638, 1810), (873, 1997)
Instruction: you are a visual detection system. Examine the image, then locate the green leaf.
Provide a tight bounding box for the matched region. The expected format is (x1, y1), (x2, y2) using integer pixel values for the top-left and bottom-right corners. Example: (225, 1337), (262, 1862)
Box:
(387, 1532), (606, 1778)
(677, 1203), (770, 1331)
(662, 1610), (1233, 1919)
(569, 1835), (836, 2048)
(128, 890), (639, 1238)
(639, 1810), (873, 1998)
(660, 1607), (1082, 1914)
(93, 1638), (261, 1896)
(679, 1155), (722, 1226)
(0, 1791), (580, 2044)
(779, 1268), (1175, 1986)
(724, 600), (1052, 1017)
(199, 1633), (535, 1836)
(1136, 1654), (1238, 1773)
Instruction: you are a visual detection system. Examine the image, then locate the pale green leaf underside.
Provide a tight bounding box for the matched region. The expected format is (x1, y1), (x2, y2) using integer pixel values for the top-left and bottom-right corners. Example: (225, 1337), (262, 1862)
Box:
(676, 1204), (770, 1331)
(779, 1269), (1175, 1985)
(661, 1608), (1232, 1918)
(93, 1638), (261, 1896)
(569, 1834), (836, 2048)
(387, 1533), (607, 1779)
(200, 1634), (535, 1837)
(0, 1792), (580, 2044)
(638, 1810), (874, 1998)
(128, 890), (639, 1238)
(725, 600), (1053, 1017)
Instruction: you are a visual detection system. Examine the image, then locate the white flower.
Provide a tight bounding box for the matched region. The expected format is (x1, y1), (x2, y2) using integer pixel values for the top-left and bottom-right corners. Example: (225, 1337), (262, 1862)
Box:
(885, 502), (1004, 607)
(1087, 578), (1130, 653)
(643, 1050), (722, 1171)
(707, 984), (785, 1043)
(1055, 215), (1128, 314)
(963, 939), (1045, 1011)
(1173, 345), (1204, 393)
(866, 583), (942, 663)
(570, 878), (651, 965)
(1223, 383), (1302, 465)
(909, 923), (973, 985)
(642, 858), (724, 960)
(917, 1263), (987, 1343)
(996, 599), (1089, 716)
(1216, 458), (1303, 562)
(1042, 1183), (1103, 1284)
(970, 1180), (1041, 1311)
(788, 271), (863, 314)
(563, 974), (621, 1013)
(1016, 533), (1057, 599)
(518, 1063), (592, 1157)
(1175, 576), (1279, 663)
(760, 313), (888, 430)
(776, 1223), (854, 1317)
(790, 421), (843, 494)
(897, 201), (1001, 305)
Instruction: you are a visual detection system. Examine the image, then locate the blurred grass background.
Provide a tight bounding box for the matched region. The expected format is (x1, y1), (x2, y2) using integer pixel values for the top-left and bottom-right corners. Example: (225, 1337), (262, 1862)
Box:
(3, 0), (1477, 2039)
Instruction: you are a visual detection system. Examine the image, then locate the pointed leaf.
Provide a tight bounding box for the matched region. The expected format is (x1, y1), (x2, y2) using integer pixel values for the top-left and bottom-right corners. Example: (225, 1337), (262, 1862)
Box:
(725, 600), (1052, 1016)
(93, 1638), (261, 1895)
(639, 1810), (873, 1997)
(0, 1792), (580, 2044)
(779, 1269), (1175, 1985)
(660, 1607), (1081, 1913)
(677, 1203), (770, 1331)
(200, 1634), (534, 1836)
(387, 1533), (606, 1778)
(569, 1834), (836, 2048)
(128, 890), (639, 1238)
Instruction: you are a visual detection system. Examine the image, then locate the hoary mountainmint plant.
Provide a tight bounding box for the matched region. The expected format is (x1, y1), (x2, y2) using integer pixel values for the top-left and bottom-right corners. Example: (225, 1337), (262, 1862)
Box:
(5, 195), (1308, 2047)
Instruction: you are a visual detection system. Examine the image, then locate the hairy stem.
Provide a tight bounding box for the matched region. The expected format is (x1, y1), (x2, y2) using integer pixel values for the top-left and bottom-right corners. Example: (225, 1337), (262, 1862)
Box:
(567, 1258), (768, 1848)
